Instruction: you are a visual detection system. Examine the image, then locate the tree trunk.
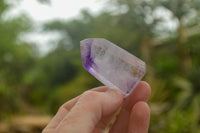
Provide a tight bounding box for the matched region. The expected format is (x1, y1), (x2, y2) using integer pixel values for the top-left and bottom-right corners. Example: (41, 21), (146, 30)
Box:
(176, 21), (192, 74)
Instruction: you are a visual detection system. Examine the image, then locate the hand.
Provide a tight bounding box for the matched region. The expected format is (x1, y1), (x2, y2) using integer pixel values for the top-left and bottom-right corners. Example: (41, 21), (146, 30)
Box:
(43, 81), (151, 133)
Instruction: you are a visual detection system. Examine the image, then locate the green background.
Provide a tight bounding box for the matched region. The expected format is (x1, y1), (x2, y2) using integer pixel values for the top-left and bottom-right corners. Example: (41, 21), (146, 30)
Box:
(0, 0), (200, 132)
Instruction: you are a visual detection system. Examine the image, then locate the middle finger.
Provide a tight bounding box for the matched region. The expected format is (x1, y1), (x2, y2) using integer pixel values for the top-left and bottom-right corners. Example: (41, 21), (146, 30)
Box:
(109, 81), (151, 133)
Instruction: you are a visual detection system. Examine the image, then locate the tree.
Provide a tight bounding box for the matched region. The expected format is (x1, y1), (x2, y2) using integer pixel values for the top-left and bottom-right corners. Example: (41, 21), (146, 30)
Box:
(0, 0), (34, 118)
(160, 0), (200, 72)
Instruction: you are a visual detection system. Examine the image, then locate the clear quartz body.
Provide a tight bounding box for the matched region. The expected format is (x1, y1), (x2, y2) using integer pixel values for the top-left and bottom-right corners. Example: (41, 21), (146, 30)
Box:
(80, 38), (146, 97)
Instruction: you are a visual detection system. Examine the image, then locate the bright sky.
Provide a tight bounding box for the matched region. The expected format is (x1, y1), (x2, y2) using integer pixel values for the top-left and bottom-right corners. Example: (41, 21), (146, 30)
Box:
(10, 0), (104, 21)
(6, 0), (176, 55)
(7, 0), (105, 55)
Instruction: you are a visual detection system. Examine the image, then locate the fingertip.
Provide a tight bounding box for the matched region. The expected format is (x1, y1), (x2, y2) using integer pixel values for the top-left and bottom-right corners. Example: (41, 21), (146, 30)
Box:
(91, 86), (109, 92)
(140, 81), (151, 89)
(124, 81), (151, 112)
(105, 89), (124, 107)
(138, 81), (151, 94)
(131, 101), (150, 118)
(128, 101), (150, 133)
(106, 89), (123, 99)
(135, 81), (151, 101)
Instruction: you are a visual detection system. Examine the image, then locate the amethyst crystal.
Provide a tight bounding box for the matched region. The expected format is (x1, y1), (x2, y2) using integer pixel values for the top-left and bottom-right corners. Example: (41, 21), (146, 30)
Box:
(80, 38), (146, 97)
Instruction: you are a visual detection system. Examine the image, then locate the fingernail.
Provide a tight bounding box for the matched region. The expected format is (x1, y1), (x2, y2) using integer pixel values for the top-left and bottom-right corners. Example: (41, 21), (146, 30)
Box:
(106, 89), (122, 98)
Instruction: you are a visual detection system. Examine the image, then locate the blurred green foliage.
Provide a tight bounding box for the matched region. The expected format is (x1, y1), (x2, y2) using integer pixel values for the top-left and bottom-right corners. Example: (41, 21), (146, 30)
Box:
(0, 0), (200, 132)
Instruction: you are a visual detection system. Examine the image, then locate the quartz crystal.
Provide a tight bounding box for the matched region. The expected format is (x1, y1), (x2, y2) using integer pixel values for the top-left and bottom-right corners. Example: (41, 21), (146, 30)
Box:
(80, 38), (146, 97)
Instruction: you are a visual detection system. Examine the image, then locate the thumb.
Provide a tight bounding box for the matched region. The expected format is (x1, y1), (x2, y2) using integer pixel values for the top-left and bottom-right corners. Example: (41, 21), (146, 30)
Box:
(57, 88), (123, 133)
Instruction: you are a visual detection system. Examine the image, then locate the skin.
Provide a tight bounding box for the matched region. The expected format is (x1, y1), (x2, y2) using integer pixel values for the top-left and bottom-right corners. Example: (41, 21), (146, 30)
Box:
(43, 81), (151, 133)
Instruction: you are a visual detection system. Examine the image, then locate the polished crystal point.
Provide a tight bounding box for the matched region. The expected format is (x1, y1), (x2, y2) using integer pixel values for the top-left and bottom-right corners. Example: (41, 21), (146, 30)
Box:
(80, 38), (146, 97)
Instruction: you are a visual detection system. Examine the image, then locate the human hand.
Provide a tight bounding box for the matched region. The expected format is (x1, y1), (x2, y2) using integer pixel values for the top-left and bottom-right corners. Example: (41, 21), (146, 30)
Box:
(43, 81), (151, 133)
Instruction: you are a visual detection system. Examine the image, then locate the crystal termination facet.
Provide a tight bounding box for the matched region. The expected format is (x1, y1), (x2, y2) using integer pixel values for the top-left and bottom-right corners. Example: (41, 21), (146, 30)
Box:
(80, 38), (146, 97)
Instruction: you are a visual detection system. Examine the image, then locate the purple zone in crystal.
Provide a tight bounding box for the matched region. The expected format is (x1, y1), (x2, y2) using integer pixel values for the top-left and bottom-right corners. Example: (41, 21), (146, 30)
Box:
(80, 38), (146, 97)
(81, 39), (96, 71)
